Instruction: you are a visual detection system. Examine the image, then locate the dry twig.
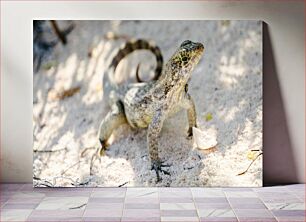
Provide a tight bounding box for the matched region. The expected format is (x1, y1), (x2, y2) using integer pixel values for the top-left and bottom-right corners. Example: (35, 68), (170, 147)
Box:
(61, 161), (82, 175)
(237, 152), (263, 176)
(33, 147), (67, 153)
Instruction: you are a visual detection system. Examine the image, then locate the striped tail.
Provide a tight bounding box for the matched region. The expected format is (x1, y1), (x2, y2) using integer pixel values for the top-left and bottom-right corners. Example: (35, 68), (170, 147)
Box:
(102, 39), (163, 101)
(110, 39), (163, 83)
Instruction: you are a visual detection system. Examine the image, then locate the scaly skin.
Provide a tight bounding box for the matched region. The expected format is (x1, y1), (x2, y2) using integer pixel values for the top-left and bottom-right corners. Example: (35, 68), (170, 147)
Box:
(98, 40), (204, 181)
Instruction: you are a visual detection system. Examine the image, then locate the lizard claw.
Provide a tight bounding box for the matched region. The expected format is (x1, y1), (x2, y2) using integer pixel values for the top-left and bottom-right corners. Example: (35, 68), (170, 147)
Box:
(90, 146), (103, 176)
(151, 160), (171, 181)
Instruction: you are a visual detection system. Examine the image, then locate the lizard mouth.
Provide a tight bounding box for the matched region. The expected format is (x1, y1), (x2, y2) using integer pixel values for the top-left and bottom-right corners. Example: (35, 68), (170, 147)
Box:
(194, 43), (204, 54)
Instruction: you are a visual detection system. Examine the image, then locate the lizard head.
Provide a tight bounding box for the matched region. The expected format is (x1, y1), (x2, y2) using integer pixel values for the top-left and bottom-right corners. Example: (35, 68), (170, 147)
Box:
(169, 40), (204, 82)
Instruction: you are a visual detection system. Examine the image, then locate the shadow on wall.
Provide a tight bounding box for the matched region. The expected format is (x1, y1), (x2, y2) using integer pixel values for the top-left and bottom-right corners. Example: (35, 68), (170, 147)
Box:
(263, 23), (298, 185)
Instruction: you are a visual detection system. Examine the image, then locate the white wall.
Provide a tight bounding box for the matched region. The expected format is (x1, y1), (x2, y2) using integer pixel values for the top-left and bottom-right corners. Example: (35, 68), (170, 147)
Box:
(1, 1), (304, 183)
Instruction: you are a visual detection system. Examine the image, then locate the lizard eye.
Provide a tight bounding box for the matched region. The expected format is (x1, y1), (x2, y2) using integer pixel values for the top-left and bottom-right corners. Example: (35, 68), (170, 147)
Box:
(181, 40), (192, 47)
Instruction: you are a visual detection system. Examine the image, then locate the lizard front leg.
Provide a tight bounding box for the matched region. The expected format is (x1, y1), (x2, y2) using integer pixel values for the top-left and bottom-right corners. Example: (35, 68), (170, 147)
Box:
(147, 108), (170, 181)
(89, 100), (127, 175)
(98, 100), (127, 155)
(181, 92), (197, 138)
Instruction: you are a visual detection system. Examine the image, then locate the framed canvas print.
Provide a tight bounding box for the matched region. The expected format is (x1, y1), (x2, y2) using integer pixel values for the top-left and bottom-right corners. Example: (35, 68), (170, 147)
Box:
(33, 20), (262, 187)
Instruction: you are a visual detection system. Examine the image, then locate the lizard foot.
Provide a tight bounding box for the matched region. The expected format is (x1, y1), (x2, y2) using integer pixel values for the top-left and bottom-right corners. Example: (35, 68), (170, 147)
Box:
(89, 139), (110, 175)
(99, 139), (109, 156)
(186, 127), (193, 140)
(151, 160), (171, 182)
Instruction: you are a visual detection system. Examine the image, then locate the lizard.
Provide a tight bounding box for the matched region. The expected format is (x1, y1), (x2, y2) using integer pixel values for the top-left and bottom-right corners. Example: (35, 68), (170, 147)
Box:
(98, 39), (204, 181)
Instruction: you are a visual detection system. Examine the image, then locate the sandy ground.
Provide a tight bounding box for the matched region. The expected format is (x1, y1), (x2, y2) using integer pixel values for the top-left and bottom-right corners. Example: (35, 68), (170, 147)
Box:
(33, 20), (262, 187)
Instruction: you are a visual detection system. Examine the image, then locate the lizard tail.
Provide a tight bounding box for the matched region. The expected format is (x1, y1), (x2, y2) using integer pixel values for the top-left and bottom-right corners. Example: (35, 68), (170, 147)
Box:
(135, 63), (142, 83)
(110, 39), (163, 83)
(102, 39), (163, 100)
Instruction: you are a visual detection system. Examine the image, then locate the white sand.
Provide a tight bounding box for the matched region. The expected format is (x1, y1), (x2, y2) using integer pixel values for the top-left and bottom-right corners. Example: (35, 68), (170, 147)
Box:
(33, 20), (262, 187)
